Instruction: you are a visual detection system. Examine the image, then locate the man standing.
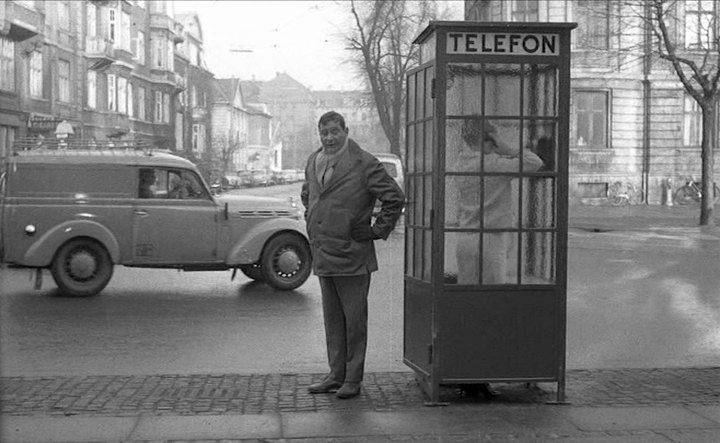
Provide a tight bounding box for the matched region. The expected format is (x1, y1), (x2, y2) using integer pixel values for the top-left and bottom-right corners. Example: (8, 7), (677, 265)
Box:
(301, 111), (405, 399)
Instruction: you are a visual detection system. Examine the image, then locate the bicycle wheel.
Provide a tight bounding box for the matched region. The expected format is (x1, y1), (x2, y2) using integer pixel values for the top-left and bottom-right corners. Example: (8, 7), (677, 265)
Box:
(674, 186), (696, 205)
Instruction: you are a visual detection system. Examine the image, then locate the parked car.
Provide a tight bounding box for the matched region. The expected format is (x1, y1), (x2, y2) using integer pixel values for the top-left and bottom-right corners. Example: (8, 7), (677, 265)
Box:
(249, 169), (272, 187)
(235, 170), (254, 188)
(372, 153), (405, 216)
(0, 138), (312, 297)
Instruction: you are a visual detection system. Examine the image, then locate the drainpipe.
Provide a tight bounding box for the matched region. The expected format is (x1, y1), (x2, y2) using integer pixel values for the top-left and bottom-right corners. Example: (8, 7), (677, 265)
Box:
(641, 1), (651, 205)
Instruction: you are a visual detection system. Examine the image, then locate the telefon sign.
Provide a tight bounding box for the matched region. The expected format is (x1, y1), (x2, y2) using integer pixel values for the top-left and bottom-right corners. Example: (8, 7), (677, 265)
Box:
(447, 32), (559, 56)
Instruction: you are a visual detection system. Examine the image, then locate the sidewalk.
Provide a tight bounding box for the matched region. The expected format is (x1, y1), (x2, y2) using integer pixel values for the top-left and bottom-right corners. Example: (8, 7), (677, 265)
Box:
(2, 203), (719, 442)
(2, 367), (720, 442)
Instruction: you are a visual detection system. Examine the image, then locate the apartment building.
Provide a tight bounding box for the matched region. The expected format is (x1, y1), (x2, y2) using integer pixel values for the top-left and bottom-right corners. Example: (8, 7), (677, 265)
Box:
(465, 0), (719, 204)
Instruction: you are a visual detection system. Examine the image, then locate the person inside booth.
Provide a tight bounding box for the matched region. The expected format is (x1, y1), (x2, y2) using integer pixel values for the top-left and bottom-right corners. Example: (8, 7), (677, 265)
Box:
(455, 117), (543, 285)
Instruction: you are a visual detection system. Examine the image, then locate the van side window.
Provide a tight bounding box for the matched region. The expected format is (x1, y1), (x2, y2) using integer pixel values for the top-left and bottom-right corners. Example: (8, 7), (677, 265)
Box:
(138, 168), (157, 198)
(165, 169), (210, 200)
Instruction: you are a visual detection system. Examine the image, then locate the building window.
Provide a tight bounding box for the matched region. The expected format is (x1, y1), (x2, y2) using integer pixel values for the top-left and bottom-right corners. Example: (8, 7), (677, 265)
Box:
(0, 125), (17, 159)
(135, 30), (146, 65)
(118, 77), (127, 114)
(511, 0), (538, 21)
(192, 124), (206, 153)
(575, 1), (610, 49)
(86, 3), (97, 38)
(58, 59), (71, 103)
(107, 74), (117, 111)
(108, 8), (117, 42)
(128, 82), (134, 118)
(58, 1), (71, 31)
(120, 11), (131, 51)
(683, 95), (702, 146)
(87, 71), (97, 109)
(28, 50), (43, 98)
(575, 91), (608, 148)
(155, 90), (163, 122)
(152, 34), (167, 69)
(138, 86), (146, 120)
(163, 93), (170, 123)
(0, 37), (14, 92)
(685, 0), (716, 49)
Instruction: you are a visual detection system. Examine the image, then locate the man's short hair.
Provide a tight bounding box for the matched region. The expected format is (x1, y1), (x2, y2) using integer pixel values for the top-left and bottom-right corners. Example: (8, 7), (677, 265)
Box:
(318, 111), (346, 130)
(461, 116), (496, 146)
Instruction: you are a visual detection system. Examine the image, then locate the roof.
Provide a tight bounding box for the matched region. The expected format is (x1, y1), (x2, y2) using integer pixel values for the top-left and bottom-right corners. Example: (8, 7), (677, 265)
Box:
(10, 150), (197, 170)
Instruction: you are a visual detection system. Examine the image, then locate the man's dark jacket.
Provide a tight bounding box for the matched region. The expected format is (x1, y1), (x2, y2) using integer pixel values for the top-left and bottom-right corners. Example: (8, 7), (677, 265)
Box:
(301, 139), (405, 276)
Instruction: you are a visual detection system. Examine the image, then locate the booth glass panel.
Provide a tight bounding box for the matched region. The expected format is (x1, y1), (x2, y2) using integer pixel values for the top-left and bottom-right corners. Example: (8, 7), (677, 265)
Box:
(445, 232), (478, 285)
(445, 119), (464, 173)
(485, 64), (521, 116)
(524, 64), (557, 117)
(484, 119), (522, 173)
(483, 232), (519, 284)
(446, 175), (480, 229)
(413, 176), (422, 227)
(522, 177), (556, 228)
(521, 231), (556, 284)
(483, 176), (519, 229)
(424, 174), (433, 226)
(424, 121), (433, 172)
(414, 124), (424, 172)
(417, 70), (426, 120)
(408, 75), (417, 122)
(407, 122), (416, 173)
(447, 64), (483, 116)
(524, 120), (557, 172)
(425, 66), (434, 117)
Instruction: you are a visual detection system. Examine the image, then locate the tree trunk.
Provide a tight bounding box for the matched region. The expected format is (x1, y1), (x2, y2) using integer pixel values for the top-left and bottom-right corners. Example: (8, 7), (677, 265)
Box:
(699, 106), (716, 226)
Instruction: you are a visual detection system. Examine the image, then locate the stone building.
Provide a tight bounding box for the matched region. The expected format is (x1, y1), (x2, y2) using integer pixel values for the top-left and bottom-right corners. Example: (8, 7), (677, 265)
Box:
(0, 1), (190, 156)
(242, 73), (317, 170)
(464, 0), (719, 204)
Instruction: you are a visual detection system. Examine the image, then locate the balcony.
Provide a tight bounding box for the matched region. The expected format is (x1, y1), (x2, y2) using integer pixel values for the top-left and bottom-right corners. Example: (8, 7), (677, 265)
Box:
(191, 107), (207, 120)
(85, 36), (116, 70)
(1, 1), (41, 41)
(174, 73), (187, 93)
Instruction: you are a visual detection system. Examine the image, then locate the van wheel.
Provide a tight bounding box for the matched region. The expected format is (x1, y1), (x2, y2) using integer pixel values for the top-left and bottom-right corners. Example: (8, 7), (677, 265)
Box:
(260, 233), (312, 291)
(50, 238), (113, 297)
(239, 263), (266, 282)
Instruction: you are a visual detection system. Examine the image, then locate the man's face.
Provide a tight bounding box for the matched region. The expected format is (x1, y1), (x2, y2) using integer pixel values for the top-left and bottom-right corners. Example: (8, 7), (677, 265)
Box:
(318, 120), (348, 152)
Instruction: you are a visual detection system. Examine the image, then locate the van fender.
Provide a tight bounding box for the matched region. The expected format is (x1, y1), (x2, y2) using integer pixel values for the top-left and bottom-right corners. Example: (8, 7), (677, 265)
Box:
(225, 218), (307, 265)
(23, 220), (121, 267)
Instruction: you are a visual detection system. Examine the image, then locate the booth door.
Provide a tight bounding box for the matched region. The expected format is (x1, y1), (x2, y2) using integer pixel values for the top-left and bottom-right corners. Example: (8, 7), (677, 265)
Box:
(403, 65), (435, 374)
(442, 62), (561, 379)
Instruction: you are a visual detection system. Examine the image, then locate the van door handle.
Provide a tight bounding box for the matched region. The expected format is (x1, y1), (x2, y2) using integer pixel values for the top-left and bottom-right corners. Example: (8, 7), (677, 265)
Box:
(134, 210), (149, 217)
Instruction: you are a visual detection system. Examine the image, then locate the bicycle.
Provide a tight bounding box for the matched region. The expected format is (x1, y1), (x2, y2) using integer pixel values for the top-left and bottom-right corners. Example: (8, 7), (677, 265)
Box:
(607, 181), (642, 206)
(673, 178), (720, 205)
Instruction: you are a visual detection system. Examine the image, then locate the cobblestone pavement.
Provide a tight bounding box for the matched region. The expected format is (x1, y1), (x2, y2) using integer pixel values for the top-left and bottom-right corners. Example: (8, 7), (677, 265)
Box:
(2, 367), (719, 417)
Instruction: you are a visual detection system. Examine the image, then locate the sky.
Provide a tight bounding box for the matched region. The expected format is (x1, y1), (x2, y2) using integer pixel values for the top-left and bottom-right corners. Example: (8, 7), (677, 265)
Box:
(173, 0), (464, 91)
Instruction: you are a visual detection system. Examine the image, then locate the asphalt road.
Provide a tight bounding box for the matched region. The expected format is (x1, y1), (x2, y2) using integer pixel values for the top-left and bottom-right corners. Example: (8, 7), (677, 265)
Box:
(1, 182), (718, 378)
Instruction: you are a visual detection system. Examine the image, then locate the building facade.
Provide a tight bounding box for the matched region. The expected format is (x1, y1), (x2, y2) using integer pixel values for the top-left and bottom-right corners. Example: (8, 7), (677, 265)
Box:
(465, 0), (719, 204)
(242, 73), (317, 171)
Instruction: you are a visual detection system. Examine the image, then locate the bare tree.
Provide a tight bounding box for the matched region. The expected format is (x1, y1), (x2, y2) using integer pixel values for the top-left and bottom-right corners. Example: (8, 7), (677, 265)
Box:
(212, 134), (244, 176)
(345, 0), (443, 157)
(619, 0), (718, 225)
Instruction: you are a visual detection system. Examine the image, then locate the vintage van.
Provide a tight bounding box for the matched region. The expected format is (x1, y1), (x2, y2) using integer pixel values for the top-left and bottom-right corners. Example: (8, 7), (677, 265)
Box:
(0, 139), (312, 297)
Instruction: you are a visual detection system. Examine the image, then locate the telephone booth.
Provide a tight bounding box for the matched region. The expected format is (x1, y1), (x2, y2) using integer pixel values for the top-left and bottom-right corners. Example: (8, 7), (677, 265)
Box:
(404, 21), (576, 404)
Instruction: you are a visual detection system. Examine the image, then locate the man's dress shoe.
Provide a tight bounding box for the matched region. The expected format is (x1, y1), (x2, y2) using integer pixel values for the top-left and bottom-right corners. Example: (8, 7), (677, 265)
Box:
(307, 379), (342, 394)
(336, 382), (361, 399)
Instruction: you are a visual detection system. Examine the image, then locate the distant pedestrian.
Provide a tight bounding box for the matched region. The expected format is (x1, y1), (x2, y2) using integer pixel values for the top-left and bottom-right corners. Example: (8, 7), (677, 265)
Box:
(301, 111), (405, 399)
